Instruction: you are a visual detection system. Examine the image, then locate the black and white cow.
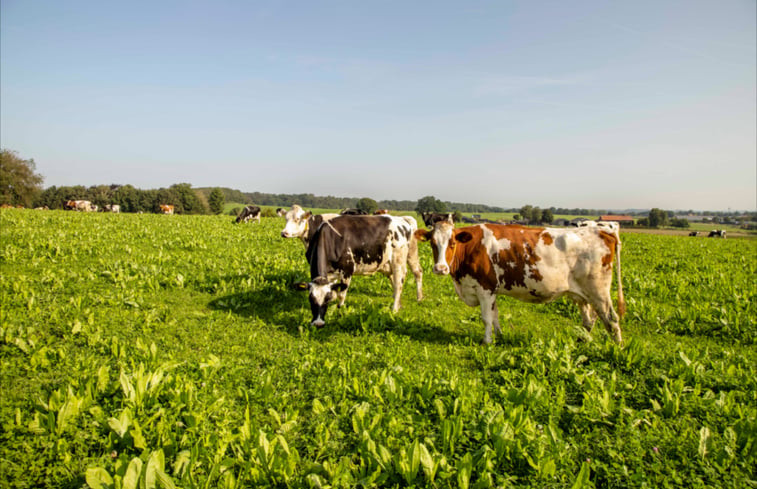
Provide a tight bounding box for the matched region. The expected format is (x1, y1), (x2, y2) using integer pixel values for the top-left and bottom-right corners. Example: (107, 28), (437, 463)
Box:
(421, 212), (453, 228)
(236, 205), (261, 223)
(294, 214), (424, 327)
(340, 208), (368, 215)
(708, 230), (726, 238)
(281, 205), (340, 247)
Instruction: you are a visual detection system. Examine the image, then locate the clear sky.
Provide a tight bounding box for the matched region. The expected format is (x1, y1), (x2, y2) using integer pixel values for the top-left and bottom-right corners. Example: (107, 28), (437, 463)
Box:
(2, 1), (755, 211)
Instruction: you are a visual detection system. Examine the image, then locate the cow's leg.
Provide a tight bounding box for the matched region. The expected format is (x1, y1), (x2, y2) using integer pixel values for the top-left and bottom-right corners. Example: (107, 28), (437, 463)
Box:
(479, 291), (500, 344)
(336, 277), (351, 308)
(574, 298), (597, 335)
(590, 296), (623, 344)
(407, 237), (424, 301)
(389, 263), (407, 312)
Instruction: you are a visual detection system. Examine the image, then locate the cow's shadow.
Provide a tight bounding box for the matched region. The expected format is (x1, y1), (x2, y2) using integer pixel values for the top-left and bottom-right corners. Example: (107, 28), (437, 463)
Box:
(208, 273), (468, 345)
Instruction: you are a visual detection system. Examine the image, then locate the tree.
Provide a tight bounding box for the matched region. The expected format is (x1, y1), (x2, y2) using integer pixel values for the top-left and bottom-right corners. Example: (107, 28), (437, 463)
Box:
(208, 188), (225, 215)
(519, 205), (534, 222)
(0, 149), (44, 207)
(356, 197), (378, 214)
(542, 208), (554, 224)
(415, 195), (446, 214)
(647, 208), (668, 228)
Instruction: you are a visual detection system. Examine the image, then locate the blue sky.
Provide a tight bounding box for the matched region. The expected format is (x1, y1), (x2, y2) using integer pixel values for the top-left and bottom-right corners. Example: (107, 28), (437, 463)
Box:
(2, 1), (755, 210)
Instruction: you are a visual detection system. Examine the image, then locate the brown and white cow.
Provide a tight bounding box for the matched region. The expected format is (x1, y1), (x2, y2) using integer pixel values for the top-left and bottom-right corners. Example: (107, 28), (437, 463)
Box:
(65, 200), (93, 212)
(295, 214), (423, 327)
(280, 205), (340, 247)
(415, 219), (625, 344)
(159, 204), (175, 214)
(374, 209), (390, 215)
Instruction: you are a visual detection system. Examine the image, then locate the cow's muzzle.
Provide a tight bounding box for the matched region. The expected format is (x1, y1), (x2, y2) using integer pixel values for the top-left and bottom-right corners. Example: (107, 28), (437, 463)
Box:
(311, 318), (325, 328)
(433, 263), (450, 275)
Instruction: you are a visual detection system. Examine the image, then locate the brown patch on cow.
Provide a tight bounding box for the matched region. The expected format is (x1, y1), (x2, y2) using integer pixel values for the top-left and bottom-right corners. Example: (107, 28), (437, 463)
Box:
(598, 230), (617, 269)
(443, 226), (500, 292)
(541, 231), (554, 246)
(486, 224), (546, 290)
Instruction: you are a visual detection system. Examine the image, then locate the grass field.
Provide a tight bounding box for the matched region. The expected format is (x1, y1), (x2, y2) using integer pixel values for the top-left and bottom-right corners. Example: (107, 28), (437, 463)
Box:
(1, 209), (755, 488)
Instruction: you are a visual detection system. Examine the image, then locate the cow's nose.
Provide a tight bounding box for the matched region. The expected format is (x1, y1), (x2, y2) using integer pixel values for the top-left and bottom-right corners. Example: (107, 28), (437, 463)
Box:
(433, 263), (449, 275)
(281, 231), (289, 238)
(311, 318), (325, 328)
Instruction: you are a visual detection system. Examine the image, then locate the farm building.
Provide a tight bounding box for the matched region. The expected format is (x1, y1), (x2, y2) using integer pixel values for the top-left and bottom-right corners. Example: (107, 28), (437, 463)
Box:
(599, 215), (635, 226)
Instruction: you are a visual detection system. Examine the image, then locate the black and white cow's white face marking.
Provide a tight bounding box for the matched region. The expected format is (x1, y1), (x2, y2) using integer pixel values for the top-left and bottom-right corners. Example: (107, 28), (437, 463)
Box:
(281, 205), (312, 238)
(295, 278), (348, 327)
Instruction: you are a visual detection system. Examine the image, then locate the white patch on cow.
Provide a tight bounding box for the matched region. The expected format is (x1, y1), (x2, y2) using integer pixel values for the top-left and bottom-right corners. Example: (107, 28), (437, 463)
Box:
(309, 282), (332, 306)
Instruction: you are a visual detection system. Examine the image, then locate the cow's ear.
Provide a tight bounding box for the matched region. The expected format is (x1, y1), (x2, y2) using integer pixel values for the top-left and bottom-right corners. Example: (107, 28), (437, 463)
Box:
(455, 231), (473, 243)
(304, 211), (313, 219)
(293, 282), (310, 291)
(414, 229), (431, 242)
(332, 283), (348, 292)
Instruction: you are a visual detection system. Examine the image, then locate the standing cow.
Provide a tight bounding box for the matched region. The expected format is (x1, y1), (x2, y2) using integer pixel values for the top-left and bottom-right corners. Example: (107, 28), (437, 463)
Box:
(415, 218), (625, 344)
(294, 214), (424, 327)
(235, 205), (261, 223)
(708, 230), (726, 238)
(281, 205), (340, 247)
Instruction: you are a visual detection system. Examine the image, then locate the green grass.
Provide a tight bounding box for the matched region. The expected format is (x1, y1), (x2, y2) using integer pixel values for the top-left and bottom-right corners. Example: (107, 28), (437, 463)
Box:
(1, 209), (755, 488)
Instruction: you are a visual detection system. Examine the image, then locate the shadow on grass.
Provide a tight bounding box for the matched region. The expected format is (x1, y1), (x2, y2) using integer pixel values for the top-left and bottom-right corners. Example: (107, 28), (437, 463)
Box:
(208, 273), (469, 345)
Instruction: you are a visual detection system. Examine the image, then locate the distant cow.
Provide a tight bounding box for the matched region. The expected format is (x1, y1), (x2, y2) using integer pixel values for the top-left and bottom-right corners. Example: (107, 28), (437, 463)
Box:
(421, 212), (454, 228)
(103, 204), (120, 213)
(689, 231), (699, 237)
(294, 214), (423, 327)
(65, 200), (93, 212)
(374, 209), (390, 215)
(708, 230), (726, 238)
(276, 208), (286, 217)
(415, 218), (625, 344)
(281, 205), (340, 247)
(236, 205), (261, 223)
(340, 208), (368, 215)
(159, 204), (175, 215)
(579, 220), (620, 232)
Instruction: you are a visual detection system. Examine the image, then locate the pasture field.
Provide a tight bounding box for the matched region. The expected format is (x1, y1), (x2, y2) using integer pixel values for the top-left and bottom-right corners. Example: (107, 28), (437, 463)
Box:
(0, 209), (755, 488)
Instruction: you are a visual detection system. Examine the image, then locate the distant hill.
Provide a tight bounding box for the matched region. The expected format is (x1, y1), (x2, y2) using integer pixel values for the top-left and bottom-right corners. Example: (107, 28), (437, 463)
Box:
(196, 188), (507, 213)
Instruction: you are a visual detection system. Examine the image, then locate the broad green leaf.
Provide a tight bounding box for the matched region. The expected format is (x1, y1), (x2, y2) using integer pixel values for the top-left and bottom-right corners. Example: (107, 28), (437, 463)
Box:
(85, 467), (113, 489)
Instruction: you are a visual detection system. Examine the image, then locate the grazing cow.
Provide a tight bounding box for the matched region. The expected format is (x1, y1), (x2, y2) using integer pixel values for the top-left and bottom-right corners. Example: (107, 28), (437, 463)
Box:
(236, 205), (261, 223)
(276, 208), (286, 217)
(374, 209), (390, 215)
(708, 230), (726, 238)
(65, 200), (93, 212)
(295, 214), (423, 327)
(415, 218), (625, 344)
(159, 204), (175, 215)
(689, 231), (699, 237)
(421, 212), (454, 228)
(103, 204), (120, 213)
(281, 205), (340, 247)
(340, 208), (368, 215)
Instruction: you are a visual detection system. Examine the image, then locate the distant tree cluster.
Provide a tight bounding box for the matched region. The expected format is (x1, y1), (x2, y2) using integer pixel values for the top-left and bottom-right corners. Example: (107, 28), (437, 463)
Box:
(35, 183), (209, 214)
(0, 149), (44, 207)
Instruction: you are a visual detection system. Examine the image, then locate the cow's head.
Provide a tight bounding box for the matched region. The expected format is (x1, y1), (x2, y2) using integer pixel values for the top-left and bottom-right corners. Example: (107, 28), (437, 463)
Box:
(415, 218), (472, 275)
(294, 278), (348, 327)
(281, 205), (313, 238)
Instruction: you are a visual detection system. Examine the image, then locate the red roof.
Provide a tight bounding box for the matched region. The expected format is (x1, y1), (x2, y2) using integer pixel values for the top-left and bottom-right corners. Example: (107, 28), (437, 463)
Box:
(599, 215), (635, 222)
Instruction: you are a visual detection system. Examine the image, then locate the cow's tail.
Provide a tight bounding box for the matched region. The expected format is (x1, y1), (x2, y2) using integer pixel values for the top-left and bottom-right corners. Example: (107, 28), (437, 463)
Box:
(615, 232), (626, 318)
